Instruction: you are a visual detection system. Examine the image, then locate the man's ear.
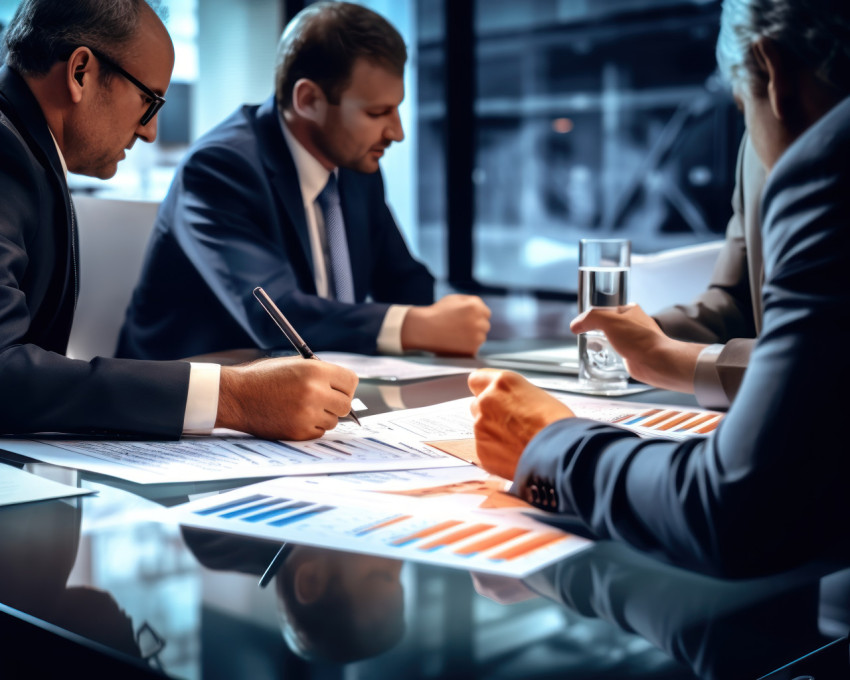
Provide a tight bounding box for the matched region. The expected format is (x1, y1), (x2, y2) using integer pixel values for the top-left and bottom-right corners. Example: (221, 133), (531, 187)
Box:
(751, 37), (802, 125)
(291, 78), (327, 123)
(66, 47), (94, 104)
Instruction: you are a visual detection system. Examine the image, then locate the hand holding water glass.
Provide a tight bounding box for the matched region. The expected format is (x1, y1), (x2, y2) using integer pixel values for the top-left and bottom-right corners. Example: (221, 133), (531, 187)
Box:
(578, 238), (631, 390)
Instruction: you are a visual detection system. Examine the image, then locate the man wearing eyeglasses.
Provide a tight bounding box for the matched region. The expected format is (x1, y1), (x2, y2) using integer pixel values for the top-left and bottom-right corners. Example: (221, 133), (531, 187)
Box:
(116, 2), (492, 363)
(0, 0), (358, 440)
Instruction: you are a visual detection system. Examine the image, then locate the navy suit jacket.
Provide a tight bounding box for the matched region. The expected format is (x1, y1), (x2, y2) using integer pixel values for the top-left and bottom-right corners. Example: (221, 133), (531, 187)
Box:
(512, 96), (850, 578)
(0, 66), (188, 436)
(117, 96), (434, 360)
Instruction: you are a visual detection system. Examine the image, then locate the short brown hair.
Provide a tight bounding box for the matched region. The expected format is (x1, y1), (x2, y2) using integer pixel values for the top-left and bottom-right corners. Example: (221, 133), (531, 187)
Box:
(275, 1), (406, 112)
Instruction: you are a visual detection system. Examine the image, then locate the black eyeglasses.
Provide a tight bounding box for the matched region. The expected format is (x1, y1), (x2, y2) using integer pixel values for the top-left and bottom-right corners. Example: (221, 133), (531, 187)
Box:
(64, 45), (166, 126)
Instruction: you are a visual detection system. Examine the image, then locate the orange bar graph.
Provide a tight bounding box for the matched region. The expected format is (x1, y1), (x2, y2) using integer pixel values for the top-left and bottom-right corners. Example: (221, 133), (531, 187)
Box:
(391, 520), (463, 546)
(678, 413), (716, 430)
(694, 418), (722, 434)
(489, 531), (566, 561)
(656, 412), (698, 431)
(642, 410), (679, 428)
(418, 523), (494, 551)
(356, 515), (412, 536)
(453, 527), (530, 555)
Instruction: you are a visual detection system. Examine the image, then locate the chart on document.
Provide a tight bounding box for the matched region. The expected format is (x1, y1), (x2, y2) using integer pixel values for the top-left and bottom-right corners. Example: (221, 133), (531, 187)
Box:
(558, 397), (724, 440)
(175, 468), (591, 577)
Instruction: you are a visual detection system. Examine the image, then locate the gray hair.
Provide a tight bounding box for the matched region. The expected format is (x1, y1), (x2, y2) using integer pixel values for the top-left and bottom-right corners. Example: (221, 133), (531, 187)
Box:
(717, 0), (850, 95)
(3, 0), (166, 77)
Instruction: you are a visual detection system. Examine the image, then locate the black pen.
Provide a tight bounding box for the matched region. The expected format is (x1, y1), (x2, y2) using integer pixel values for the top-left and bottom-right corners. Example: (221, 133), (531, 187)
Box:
(253, 286), (361, 426)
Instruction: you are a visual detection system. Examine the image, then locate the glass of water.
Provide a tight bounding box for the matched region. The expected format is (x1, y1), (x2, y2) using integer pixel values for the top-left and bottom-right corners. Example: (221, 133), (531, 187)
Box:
(578, 238), (631, 390)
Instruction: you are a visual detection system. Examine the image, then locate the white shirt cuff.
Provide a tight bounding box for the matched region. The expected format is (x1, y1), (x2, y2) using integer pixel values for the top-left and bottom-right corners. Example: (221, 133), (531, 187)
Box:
(183, 363), (221, 434)
(693, 344), (727, 410)
(376, 305), (411, 355)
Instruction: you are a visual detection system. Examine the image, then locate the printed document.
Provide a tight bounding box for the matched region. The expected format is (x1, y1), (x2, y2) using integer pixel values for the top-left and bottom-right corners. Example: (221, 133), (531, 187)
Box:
(0, 396), (719, 485)
(174, 466), (591, 577)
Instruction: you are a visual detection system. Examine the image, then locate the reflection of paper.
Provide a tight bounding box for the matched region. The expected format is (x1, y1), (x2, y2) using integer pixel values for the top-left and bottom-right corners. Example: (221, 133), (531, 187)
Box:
(0, 464), (92, 507)
(528, 376), (653, 397)
(174, 468), (590, 577)
(483, 348), (654, 395)
(318, 352), (471, 381)
(484, 346), (579, 375)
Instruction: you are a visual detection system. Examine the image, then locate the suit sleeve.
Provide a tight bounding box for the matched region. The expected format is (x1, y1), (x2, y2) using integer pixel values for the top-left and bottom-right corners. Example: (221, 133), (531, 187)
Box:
(168, 144), (431, 355)
(654, 136), (766, 407)
(0, 120), (189, 437)
(512, 134), (850, 578)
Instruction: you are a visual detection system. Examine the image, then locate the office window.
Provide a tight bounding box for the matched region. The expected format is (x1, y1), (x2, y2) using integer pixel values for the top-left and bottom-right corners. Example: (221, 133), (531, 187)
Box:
(2, 0), (743, 292)
(417, 0), (744, 294)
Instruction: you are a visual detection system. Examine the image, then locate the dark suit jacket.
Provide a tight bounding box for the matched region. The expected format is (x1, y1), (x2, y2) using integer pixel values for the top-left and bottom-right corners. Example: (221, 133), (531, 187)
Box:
(513, 96), (850, 578)
(117, 96), (434, 361)
(654, 135), (767, 408)
(0, 66), (188, 436)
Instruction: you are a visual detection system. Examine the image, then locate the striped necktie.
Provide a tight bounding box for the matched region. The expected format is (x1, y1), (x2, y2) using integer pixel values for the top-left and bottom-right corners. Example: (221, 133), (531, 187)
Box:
(316, 173), (355, 303)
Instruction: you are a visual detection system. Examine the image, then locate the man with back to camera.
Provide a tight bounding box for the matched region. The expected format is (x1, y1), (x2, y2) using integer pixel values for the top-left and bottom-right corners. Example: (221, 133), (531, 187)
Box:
(648, 134), (766, 409)
(117, 1), (492, 362)
(594, 133), (766, 411)
(469, 0), (850, 578)
(0, 0), (357, 440)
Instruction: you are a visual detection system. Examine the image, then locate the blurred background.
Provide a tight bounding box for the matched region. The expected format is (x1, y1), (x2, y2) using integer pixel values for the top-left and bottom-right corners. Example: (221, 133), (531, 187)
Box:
(0, 0), (742, 299)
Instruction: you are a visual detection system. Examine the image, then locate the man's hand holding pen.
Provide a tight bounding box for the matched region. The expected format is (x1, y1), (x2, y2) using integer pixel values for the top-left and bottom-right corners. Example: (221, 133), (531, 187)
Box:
(238, 286), (360, 439)
(216, 358), (358, 440)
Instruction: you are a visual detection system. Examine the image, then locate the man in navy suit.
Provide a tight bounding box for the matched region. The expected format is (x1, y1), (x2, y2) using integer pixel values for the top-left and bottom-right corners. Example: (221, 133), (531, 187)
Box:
(118, 1), (491, 361)
(469, 0), (850, 578)
(0, 0), (356, 439)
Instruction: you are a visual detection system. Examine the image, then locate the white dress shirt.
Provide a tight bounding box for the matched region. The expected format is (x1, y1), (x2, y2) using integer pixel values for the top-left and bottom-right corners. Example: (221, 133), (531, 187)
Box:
(279, 116), (410, 354)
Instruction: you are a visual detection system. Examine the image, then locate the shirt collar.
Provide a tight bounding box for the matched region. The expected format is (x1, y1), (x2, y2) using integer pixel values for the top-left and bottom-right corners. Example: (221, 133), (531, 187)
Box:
(278, 112), (335, 204)
(47, 127), (69, 178)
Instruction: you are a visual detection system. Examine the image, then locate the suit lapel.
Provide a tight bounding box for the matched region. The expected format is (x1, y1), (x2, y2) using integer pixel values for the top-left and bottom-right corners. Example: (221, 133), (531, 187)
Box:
(0, 66), (78, 335)
(253, 97), (315, 282)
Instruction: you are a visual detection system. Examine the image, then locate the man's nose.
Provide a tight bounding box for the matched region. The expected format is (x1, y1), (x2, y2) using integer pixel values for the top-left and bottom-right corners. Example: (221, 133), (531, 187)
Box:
(385, 109), (404, 143)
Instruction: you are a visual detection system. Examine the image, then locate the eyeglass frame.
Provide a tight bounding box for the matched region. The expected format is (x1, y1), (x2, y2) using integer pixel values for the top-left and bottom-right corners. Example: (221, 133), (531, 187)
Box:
(59, 44), (166, 127)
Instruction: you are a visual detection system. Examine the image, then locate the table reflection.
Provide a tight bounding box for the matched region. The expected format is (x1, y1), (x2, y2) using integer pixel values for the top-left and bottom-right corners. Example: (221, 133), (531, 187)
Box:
(0, 497), (142, 661)
(182, 527), (405, 664)
(476, 541), (844, 679)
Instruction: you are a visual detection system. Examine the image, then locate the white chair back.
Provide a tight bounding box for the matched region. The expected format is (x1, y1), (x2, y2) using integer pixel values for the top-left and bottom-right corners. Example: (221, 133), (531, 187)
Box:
(66, 196), (159, 360)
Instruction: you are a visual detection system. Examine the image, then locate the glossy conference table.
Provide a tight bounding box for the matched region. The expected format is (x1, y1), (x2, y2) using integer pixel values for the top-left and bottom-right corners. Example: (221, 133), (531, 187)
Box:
(1, 348), (849, 679)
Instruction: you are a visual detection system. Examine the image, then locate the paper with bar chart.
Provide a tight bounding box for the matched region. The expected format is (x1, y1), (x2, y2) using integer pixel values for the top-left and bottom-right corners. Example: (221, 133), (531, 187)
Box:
(562, 396), (724, 440)
(174, 466), (591, 577)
